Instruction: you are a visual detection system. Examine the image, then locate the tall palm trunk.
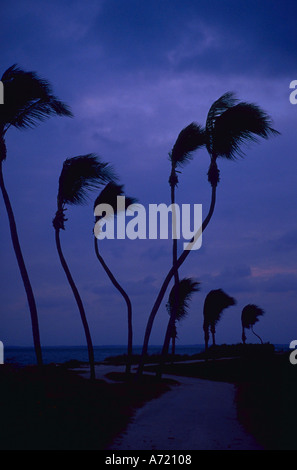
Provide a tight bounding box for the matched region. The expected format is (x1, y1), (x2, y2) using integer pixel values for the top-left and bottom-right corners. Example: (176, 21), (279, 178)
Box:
(94, 236), (133, 375)
(137, 181), (217, 377)
(0, 160), (42, 366)
(156, 170), (180, 378)
(169, 175), (180, 349)
(55, 226), (95, 380)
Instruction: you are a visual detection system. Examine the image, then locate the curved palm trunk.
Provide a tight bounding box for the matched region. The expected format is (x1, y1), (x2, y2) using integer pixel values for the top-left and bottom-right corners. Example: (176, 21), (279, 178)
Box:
(0, 161), (43, 366)
(55, 227), (95, 380)
(137, 184), (217, 377)
(94, 236), (133, 375)
(251, 326), (263, 344)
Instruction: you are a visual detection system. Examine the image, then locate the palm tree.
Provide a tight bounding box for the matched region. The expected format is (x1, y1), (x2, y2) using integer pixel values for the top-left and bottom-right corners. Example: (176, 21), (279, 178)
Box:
(163, 124), (204, 359)
(0, 64), (72, 366)
(241, 304), (265, 344)
(203, 289), (236, 351)
(93, 182), (137, 375)
(53, 154), (115, 380)
(166, 277), (200, 355)
(137, 92), (278, 377)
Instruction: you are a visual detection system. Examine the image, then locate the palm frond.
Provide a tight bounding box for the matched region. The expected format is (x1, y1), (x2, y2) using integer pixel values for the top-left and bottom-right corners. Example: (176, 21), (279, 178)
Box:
(57, 154), (116, 207)
(93, 182), (137, 214)
(170, 122), (205, 167)
(0, 64), (72, 133)
(212, 102), (279, 159)
(166, 277), (200, 321)
(205, 92), (238, 154)
(241, 304), (265, 329)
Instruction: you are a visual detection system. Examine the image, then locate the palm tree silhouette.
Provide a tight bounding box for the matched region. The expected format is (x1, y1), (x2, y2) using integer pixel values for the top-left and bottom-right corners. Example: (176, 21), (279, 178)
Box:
(203, 289), (236, 351)
(166, 277), (200, 355)
(93, 182), (137, 375)
(241, 304), (265, 344)
(53, 154), (115, 380)
(0, 64), (72, 366)
(137, 92), (278, 377)
(162, 124), (204, 360)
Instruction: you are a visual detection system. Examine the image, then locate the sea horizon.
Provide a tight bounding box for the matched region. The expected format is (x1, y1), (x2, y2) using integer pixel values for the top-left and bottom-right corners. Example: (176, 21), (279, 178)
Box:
(2, 343), (289, 367)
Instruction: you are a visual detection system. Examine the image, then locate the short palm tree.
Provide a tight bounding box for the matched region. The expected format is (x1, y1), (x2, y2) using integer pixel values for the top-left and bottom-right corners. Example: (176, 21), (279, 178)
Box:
(203, 289), (236, 350)
(53, 154), (115, 380)
(166, 277), (200, 355)
(137, 92), (278, 377)
(0, 64), (72, 366)
(93, 182), (137, 375)
(241, 304), (265, 344)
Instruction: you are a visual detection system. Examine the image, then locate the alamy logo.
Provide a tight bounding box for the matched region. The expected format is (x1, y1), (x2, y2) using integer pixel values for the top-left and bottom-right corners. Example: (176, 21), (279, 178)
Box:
(0, 81), (3, 104)
(289, 340), (297, 365)
(0, 341), (3, 364)
(94, 197), (203, 251)
(289, 81), (297, 104)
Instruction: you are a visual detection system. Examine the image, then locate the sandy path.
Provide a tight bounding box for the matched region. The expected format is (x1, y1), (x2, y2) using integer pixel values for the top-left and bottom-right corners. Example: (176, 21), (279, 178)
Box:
(107, 372), (263, 450)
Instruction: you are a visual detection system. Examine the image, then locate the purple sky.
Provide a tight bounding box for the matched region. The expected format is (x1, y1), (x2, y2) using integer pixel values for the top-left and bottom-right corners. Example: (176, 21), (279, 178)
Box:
(0, 0), (296, 349)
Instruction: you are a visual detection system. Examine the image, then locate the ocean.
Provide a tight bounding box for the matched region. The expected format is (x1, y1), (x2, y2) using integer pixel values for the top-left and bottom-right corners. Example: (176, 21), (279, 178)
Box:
(2, 343), (289, 367)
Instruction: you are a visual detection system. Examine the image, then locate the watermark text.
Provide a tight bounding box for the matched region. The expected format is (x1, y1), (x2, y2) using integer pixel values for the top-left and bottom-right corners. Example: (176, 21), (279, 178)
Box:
(289, 81), (297, 104)
(289, 340), (297, 364)
(94, 197), (202, 251)
(0, 341), (3, 364)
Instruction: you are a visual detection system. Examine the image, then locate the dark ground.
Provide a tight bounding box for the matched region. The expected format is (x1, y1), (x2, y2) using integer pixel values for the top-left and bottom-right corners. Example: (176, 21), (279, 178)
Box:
(0, 364), (171, 450)
(0, 344), (295, 450)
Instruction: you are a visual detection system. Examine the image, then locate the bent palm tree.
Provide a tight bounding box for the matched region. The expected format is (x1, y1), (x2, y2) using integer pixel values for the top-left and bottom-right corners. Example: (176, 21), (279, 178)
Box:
(138, 92), (278, 377)
(203, 289), (236, 351)
(166, 278), (200, 355)
(93, 182), (137, 375)
(53, 154), (115, 380)
(0, 64), (72, 366)
(241, 304), (265, 344)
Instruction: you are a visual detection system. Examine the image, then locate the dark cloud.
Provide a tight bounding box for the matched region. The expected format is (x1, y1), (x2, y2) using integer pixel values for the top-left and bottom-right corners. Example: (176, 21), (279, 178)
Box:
(88, 0), (297, 77)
